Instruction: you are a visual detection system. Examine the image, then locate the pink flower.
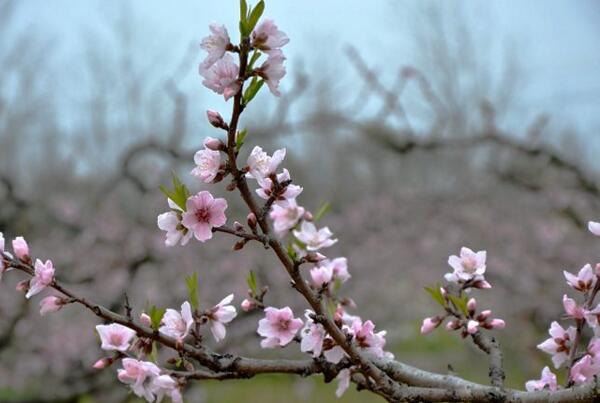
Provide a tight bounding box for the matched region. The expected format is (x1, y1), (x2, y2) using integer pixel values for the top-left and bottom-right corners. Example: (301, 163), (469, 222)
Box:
(257, 306), (303, 348)
(151, 374), (183, 403)
(445, 247), (486, 284)
(300, 310), (326, 358)
(256, 169), (303, 202)
(251, 19), (289, 53)
(241, 298), (256, 312)
(200, 23), (230, 69)
(525, 366), (557, 391)
(563, 295), (586, 319)
(351, 319), (388, 358)
(117, 358), (161, 402)
(584, 304), (600, 328)
(206, 294), (237, 342)
(181, 191), (228, 242)
(327, 257), (351, 283)
(258, 49), (286, 96)
(589, 221), (600, 237)
(293, 221), (338, 251)
(157, 199), (193, 247)
(159, 301), (194, 341)
(246, 146), (286, 180)
(570, 354), (600, 384)
(25, 259), (55, 299)
(39, 296), (66, 316)
(335, 368), (352, 398)
(310, 264), (333, 289)
(537, 321), (577, 368)
(324, 345), (346, 364)
(12, 236), (29, 260)
(0, 232), (11, 281)
(191, 144), (221, 183)
(269, 199), (305, 236)
(420, 317), (442, 335)
(96, 323), (137, 352)
(200, 53), (240, 101)
(564, 264), (597, 292)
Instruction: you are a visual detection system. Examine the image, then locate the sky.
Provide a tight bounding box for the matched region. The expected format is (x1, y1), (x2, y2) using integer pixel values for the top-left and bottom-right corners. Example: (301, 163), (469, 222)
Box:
(9, 0), (600, 153)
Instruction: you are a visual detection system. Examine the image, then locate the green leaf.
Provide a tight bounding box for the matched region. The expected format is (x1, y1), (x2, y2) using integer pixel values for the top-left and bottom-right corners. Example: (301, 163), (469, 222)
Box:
(424, 285), (446, 307)
(247, 0), (265, 33)
(448, 294), (468, 316)
(247, 50), (262, 72)
(314, 202), (331, 222)
(185, 273), (199, 310)
(246, 270), (258, 295)
(242, 77), (265, 105)
(286, 242), (297, 260)
(159, 173), (190, 211)
(240, 0), (248, 23)
(148, 305), (166, 331)
(236, 128), (248, 152)
(149, 341), (159, 363)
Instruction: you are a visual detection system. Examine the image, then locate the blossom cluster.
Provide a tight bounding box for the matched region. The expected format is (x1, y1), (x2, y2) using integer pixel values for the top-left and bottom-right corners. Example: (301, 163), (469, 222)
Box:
(420, 246), (505, 337)
(526, 221), (600, 390)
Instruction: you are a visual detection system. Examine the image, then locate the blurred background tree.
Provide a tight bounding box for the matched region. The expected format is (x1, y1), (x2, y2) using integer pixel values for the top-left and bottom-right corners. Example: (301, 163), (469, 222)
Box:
(1, 0), (599, 401)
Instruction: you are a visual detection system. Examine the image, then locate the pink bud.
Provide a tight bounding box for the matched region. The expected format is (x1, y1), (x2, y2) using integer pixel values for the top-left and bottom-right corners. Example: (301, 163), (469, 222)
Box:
(473, 280), (492, 289)
(467, 320), (479, 334)
(16, 279), (29, 293)
(234, 221), (244, 232)
(445, 319), (461, 331)
(420, 317), (441, 334)
(303, 211), (314, 221)
(596, 263), (600, 277)
(93, 357), (113, 370)
(241, 298), (255, 312)
(306, 252), (327, 263)
(12, 237), (29, 260)
(140, 313), (152, 327)
(478, 309), (492, 320)
(203, 136), (223, 151)
(39, 296), (65, 315)
(467, 298), (477, 314)
(206, 110), (225, 128)
(489, 319), (505, 329)
(247, 213), (257, 229)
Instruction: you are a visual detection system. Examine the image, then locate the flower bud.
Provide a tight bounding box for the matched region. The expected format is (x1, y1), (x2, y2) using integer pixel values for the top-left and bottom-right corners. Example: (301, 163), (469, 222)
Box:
(233, 221), (244, 232)
(247, 213), (257, 230)
(420, 316), (442, 335)
(467, 320), (479, 334)
(445, 319), (461, 331)
(39, 296), (66, 316)
(306, 252), (327, 263)
(226, 181), (237, 191)
(233, 240), (246, 251)
(93, 357), (114, 370)
(488, 319), (505, 329)
(303, 211), (314, 221)
(473, 279), (492, 289)
(203, 136), (223, 151)
(596, 263), (600, 277)
(467, 298), (477, 315)
(206, 110), (226, 129)
(478, 309), (492, 321)
(241, 298), (255, 312)
(140, 312), (152, 327)
(16, 279), (30, 293)
(440, 287), (448, 298)
(12, 237), (29, 261)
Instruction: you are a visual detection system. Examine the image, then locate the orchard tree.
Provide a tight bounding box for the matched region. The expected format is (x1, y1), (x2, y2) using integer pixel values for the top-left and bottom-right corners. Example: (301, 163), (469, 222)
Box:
(2, 2), (600, 402)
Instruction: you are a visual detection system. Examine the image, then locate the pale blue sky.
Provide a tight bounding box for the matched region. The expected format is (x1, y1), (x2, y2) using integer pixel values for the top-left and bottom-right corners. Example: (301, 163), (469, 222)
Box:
(11, 0), (600, 149)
